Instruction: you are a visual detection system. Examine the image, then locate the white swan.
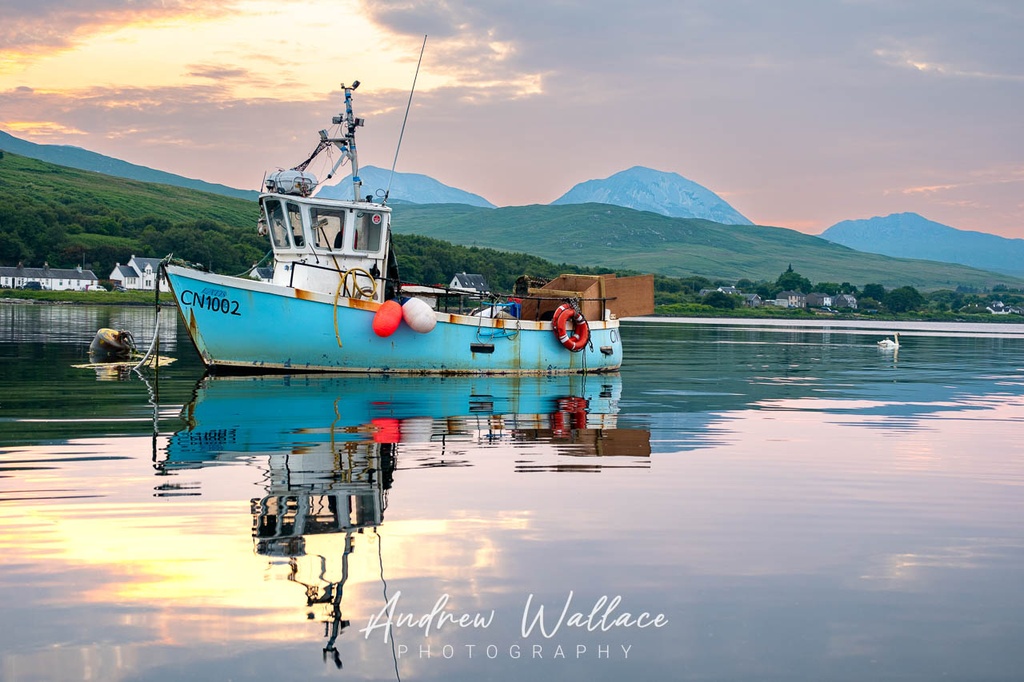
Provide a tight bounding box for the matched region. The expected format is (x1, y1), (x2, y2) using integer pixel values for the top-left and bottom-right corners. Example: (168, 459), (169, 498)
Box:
(877, 332), (900, 349)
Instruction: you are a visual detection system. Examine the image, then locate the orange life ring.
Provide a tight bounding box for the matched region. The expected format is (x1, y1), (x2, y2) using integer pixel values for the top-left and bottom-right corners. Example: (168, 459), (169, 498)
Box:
(552, 304), (590, 352)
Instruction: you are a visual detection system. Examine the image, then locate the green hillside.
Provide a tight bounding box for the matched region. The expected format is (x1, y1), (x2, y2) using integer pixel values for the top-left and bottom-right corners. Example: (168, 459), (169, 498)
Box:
(1, 151), (257, 225)
(3, 149), (1022, 294)
(0, 151), (264, 275)
(391, 204), (1024, 290)
(0, 152), (603, 288)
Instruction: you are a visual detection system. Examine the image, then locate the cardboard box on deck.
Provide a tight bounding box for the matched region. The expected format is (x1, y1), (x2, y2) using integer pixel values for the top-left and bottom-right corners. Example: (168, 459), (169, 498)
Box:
(519, 274), (655, 321)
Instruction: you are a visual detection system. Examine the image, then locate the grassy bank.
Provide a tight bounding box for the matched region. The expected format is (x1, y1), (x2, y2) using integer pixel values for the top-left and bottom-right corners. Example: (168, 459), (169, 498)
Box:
(1, 289), (174, 305)
(5, 290), (1021, 325)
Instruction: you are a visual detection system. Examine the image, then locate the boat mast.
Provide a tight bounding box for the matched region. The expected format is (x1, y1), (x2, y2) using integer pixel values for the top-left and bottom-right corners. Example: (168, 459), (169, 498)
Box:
(319, 81), (365, 201)
(385, 35), (427, 205)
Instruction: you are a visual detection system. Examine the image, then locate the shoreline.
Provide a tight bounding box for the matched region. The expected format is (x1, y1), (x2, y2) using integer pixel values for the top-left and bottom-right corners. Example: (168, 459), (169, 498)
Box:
(627, 316), (1024, 336)
(5, 294), (1023, 326)
(1, 295), (174, 307)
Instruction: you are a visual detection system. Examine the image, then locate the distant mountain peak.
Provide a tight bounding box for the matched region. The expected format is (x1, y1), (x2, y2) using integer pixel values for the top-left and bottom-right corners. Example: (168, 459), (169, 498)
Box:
(318, 165), (496, 208)
(550, 166), (753, 225)
(820, 213), (1024, 278)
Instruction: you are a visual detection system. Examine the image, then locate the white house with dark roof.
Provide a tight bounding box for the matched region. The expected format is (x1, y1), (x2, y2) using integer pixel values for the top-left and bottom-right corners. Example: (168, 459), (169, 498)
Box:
(699, 286), (742, 297)
(248, 265), (274, 282)
(109, 255), (167, 291)
(987, 301), (1023, 315)
(0, 262), (99, 291)
(805, 292), (834, 308)
(449, 272), (490, 294)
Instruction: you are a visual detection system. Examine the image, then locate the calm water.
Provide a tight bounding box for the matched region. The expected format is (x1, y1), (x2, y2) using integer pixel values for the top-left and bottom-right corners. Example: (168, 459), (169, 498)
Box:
(2, 305), (1024, 681)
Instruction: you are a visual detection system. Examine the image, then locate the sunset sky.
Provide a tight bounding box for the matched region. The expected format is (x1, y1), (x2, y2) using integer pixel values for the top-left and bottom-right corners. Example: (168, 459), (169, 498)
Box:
(1, 0), (1021, 238)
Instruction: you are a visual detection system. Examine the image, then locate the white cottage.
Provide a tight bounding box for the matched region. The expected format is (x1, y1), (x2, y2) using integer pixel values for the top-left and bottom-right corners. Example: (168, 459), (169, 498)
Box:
(109, 255), (167, 291)
(449, 272), (490, 294)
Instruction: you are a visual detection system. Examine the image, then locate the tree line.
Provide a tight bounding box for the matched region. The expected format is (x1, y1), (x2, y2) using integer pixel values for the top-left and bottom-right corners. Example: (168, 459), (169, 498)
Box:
(675, 265), (1024, 315)
(1, 152), (1019, 313)
(3, 192), (1020, 314)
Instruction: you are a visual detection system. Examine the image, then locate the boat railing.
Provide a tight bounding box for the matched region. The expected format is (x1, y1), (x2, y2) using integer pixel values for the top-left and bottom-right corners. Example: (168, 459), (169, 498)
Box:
(413, 284), (616, 322)
(286, 259), (394, 299)
(281, 260), (616, 320)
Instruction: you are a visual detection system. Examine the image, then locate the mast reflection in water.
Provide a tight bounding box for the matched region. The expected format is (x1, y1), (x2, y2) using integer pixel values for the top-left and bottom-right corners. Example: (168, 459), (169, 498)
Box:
(157, 373), (650, 669)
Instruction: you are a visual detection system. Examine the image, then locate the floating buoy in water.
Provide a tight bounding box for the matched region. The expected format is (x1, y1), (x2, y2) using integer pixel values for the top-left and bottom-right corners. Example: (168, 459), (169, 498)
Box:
(89, 328), (136, 361)
(402, 297), (437, 333)
(372, 300), (403, 337)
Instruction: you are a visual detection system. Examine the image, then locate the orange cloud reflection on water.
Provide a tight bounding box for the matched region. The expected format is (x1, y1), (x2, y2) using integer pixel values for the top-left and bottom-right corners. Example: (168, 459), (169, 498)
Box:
(0, 494), (531, 649)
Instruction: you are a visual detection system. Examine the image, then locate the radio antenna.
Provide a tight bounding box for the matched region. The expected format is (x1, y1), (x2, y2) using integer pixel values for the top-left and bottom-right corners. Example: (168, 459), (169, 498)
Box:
(384, 35), (427, 205)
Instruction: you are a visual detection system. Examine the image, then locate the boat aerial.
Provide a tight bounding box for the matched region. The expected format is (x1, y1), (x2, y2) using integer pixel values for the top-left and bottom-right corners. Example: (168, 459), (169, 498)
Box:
(164, 81), (653, 373)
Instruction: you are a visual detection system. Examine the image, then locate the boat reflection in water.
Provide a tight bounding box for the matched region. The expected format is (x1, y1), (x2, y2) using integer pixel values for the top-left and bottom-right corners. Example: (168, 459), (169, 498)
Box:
(160, 374), (650, 667)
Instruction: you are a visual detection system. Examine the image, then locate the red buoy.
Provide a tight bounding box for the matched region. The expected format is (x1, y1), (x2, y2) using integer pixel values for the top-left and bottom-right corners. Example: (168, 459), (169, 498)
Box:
(372, 418), (401, 443)
(372, 300), (403, 337)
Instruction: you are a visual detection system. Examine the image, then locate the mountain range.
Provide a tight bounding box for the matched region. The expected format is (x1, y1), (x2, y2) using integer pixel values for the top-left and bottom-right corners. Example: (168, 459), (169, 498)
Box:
(389, 203), (1019, 289)
(820, 213), (1024, 278)
(319, 165), (495, 207)
(3, 129), (1021, 283)
(0, 130), (749, 222)
(2, 148), (1019, 291)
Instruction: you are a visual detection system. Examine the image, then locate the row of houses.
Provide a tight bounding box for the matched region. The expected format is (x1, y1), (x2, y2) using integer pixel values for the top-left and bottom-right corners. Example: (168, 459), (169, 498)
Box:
(0, 263), (101, 291)
(701, 286), (859, 310)
(773, 291), (859, 310)
(0, 256), (167, 291)
(987, 301), (1024, 315)
(4, 260), (1020, 316)
(4, 257), (493, 294)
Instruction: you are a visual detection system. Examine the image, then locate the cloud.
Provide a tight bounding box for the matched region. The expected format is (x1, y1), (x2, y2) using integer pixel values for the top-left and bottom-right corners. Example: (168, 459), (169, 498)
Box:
(356, 0), (1024, 99)
(899, 184), (962, 195)
(873, 45), (1024, 82)
(0, 81), (417, 187)
(1, 0), (1022, 237)
(0, 1), (236, 52)
(186, 65), (257, 82)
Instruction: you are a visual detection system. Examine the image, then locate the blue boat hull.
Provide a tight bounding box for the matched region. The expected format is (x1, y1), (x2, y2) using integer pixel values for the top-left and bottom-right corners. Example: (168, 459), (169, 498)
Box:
(165, 265), (623, 373)
(163, 372), (626, 468)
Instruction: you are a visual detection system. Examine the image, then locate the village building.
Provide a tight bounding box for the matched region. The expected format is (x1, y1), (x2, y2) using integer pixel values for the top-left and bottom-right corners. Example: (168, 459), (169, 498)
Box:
(247, 265), (274, 282)
(833, 294), (859, 309)
(109, 255), (167, 291)
(0, 262), (100, 291)
(987, 301), (1023, 315)
(450, 272), (490, 294)
(742, 293), (762, 308)
(774, 290), (806, 308)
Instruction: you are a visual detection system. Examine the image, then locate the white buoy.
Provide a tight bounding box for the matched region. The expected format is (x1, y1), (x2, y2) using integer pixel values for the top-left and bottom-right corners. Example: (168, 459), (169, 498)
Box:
(402, 297), (437, 333)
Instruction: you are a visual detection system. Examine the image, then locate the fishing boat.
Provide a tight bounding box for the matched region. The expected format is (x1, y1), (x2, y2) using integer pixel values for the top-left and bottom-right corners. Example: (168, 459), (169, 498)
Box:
(164, 81), (653, 373)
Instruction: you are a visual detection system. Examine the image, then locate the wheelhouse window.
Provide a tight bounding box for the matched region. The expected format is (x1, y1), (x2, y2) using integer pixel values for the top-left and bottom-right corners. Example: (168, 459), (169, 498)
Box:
(264, 199), (290, 249)
(353, 211), (383, 253)
(286, 202), (305, 247)
(311, 207), (347, 250)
